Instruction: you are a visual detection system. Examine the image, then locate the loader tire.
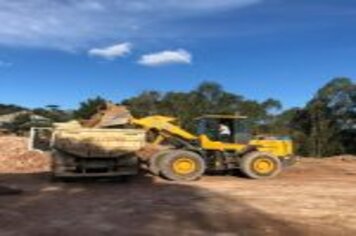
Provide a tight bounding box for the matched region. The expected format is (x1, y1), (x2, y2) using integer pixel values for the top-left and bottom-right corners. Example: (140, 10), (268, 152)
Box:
(148, 150), (170, 176)
(240, 152), (282, 179)
(160, 150), (206, 181)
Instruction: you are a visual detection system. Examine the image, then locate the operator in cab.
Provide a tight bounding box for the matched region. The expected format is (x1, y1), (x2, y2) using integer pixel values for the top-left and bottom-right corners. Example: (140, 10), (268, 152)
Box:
(219, 123), (231, 142)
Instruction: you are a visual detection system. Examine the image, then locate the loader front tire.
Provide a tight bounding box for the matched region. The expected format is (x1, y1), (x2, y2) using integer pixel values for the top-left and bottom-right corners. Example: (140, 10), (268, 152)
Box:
(160, 150), (206, 181)
(148, 150), (170, 176)
(240, 152), (282, 179)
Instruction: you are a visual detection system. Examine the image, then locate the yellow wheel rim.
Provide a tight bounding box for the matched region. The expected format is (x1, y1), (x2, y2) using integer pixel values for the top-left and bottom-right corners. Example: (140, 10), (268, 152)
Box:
(173, 157), (196, 175)
(253, 158), (275, 174)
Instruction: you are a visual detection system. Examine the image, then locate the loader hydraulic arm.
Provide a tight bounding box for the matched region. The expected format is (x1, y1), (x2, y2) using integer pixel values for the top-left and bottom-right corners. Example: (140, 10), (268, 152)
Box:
(131, 116), (197, 142)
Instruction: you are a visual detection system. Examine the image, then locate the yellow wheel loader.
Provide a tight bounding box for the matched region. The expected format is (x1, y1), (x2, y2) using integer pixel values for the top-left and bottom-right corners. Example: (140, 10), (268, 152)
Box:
(131, 114), (296, 181)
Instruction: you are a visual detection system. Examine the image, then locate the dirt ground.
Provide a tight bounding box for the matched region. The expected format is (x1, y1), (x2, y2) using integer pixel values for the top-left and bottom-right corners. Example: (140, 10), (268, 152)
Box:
(0, 137), (356, 236)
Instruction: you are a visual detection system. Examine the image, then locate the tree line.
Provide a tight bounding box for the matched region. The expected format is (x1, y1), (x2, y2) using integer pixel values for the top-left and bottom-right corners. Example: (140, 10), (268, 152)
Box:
(1, 77), (354, 157)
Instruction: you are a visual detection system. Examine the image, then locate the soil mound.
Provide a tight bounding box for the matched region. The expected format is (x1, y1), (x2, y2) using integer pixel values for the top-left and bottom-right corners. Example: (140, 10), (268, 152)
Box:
(0, 136), (50, 173)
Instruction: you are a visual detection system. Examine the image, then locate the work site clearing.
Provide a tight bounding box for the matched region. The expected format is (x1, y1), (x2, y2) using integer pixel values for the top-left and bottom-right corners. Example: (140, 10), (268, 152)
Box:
(1, 136), (356, 236)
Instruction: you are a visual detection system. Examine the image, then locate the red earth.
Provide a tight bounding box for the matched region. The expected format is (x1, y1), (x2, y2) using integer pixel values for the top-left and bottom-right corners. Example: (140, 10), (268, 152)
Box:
(0, 136), (356, 236)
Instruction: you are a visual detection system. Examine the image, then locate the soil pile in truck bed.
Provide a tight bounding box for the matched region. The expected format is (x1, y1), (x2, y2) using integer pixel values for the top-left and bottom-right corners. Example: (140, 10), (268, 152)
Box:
(0, 136), (50, 173)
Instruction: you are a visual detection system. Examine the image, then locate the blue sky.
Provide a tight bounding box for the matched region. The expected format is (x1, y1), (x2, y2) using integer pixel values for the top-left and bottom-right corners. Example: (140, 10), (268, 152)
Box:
(1, 0), (356, 110)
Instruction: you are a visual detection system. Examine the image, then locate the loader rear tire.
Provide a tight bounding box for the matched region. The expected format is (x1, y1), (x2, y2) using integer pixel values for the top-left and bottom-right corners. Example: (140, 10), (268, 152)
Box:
(240, 152), (282, 179)
(160, 150), (206, 181)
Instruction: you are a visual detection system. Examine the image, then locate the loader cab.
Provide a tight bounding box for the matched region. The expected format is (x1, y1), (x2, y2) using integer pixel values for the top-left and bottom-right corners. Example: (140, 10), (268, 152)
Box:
(196, 115), (252, 144)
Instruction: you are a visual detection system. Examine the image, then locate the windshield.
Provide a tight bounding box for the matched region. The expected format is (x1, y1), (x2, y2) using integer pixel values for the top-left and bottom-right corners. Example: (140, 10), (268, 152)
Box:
(197, 118), (252, 143)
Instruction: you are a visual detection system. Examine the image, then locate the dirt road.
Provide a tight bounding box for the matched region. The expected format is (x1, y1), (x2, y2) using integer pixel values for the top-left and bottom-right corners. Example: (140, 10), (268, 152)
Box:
(1, 157), (356, 236)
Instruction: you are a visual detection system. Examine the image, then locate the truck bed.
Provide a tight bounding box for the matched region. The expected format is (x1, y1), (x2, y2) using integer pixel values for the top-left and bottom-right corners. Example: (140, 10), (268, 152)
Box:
(53, 128), (146, 158)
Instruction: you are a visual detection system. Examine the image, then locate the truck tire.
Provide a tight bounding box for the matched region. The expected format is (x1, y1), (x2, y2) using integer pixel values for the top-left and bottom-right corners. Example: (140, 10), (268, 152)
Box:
(52, 150), (66, 174)
(51, 150), (77, 181)
(148, 150), (171, 176)
(240, 152), (282, 179)
(160, 150), (206, 181)
(51, 150), (68, 181)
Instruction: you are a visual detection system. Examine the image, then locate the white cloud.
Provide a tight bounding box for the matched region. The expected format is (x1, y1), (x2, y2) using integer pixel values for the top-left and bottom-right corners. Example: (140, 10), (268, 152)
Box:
(88, 43), (132, 59)
(138, 49), (192, 66)
(0, 0), (262, 50)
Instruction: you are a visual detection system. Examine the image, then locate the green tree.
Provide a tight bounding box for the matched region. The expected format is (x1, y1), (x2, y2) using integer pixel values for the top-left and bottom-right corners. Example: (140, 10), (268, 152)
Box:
(73, 96), (107, 119)
(122, 81), (283, 133)
(122, 91), (162, 117)
(0, 104), (25, 115)
(290, 78), (355, 157)
(33, 105), (72, 123)
(7, 113), (52, 135)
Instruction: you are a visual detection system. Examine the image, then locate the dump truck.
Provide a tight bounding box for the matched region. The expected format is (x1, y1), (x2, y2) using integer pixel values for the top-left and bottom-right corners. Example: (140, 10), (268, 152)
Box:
(30, 121), (145, 179)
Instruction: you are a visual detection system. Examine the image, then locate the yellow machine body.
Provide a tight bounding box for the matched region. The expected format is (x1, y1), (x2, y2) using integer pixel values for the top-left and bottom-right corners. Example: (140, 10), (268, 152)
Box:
(199, 134), (293, 157)
(131, 115), (293, 158)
